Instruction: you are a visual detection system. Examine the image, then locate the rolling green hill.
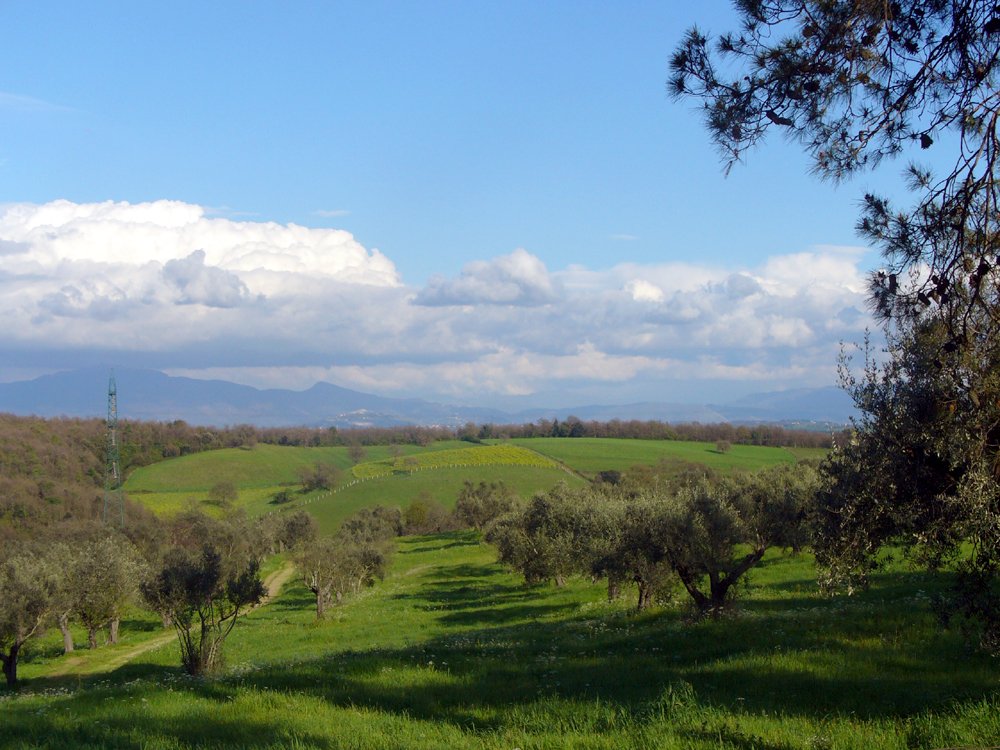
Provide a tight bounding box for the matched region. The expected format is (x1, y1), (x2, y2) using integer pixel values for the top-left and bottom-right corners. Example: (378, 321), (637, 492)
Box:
(498, 437), (826, 475)
(124, 442), (579, 529)
(124, 441), (471, 493)
(123, 438), (825, 531)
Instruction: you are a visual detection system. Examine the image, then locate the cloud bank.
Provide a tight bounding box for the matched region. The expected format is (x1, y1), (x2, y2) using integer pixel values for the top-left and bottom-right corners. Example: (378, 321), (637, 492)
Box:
(0, 199), (875, 404)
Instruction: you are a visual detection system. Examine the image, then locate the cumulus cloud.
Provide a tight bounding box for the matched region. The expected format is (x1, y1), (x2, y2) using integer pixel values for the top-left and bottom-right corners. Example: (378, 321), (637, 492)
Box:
(626, 279), (664, 303)
(163, 250), (252, 307)
(0, 239), (30, 256)
(415, 248), (557, 306)
(0, 199), (400, 288)
(0, 199), (878, 404)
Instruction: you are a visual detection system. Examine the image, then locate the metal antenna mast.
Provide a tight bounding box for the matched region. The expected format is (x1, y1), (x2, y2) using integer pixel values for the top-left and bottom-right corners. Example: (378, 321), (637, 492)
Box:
(104, 373), (125, 527)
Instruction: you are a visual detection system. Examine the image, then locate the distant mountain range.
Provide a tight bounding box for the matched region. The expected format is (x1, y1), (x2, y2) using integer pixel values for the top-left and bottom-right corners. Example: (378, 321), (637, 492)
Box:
(0, 368), (857, 429)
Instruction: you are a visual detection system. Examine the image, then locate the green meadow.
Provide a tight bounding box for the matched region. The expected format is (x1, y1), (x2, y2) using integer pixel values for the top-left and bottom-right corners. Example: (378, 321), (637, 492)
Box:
(36, 437), (992, 748)
(4, 531), (997, 749)
(124, 441), (472, 493)
(123, 438), (824, 527)
(500, 437), (827, 476)
(123, 442), (582, 532)
(285, 465), (583, 535)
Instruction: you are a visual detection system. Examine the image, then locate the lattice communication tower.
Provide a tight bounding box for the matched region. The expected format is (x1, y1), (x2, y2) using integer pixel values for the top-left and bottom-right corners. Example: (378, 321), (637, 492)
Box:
(104, 373), (125, 527)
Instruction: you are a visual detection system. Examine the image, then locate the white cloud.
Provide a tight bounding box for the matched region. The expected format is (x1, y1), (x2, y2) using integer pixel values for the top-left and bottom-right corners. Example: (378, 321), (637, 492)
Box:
(626, 279), (664, 303)
(0, 199), (878, 404)
(163, 250), (253, 307)
(0, 199), (400, 289)
(415, 248), (557, 306)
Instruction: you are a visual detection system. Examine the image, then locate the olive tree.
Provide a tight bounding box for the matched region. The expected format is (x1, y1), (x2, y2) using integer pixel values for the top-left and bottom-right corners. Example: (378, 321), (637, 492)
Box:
(298, 462), (341, 492)
(295, 536), (391, 619)
(294, 505), (397, 619)
(489, 484), (601, 587)
(70, 534), (145, 648)
(207, 481), (237, 508)
(0, 546), (61, 687)
(339, 505), (402, 545)
(658, 464), (817, 614)
(277, 510), (318, 552)
(454, 480), (519, 531)
(403, 494), (455, 534)
(142, 512), (266, 675)
(587, 494), (675, 610)
(819, 321), (1000, 650)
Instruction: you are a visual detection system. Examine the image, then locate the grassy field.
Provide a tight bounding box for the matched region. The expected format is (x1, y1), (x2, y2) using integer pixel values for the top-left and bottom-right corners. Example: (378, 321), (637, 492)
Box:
(124, 442), (472, 493)
(501, 437), (827, 476)
(4, 532), (997, 749)
(124, 442), (567, 523)
(124, 438), (824, 526)
(274, 464), (584, 535)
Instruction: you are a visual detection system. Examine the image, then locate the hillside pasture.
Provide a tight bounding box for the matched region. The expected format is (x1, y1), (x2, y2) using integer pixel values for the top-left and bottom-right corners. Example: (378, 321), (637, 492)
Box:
(4, 532), (997, 749)
(124, 442), (471, 493)
(123, 438), (828, 524)
(350, 444), (558, 479)
(276, 464), (584, 534)
(124, 442), (580, 528)
(500, 437), (826, 476)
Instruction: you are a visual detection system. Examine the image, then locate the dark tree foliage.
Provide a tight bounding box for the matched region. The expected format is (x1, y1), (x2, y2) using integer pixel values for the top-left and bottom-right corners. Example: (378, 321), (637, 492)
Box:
(672, 0), (1000, 647)
(142, 512), (266, 675)
(670, 0), (1000, 346)
(403, 494), (458, 535)
(489, 484), (600, 587)
(453, 480), (519, 531)
(338, 505), (403, 545)
(817, 322), (1000, 650)
(0, 544), (61, 687)
(277, 510), (319, 552)
(297, 461), (341, 492)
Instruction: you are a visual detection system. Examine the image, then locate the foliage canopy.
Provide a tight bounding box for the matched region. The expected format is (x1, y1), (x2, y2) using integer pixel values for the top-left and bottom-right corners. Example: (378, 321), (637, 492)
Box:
(672, 0), (1000, 646)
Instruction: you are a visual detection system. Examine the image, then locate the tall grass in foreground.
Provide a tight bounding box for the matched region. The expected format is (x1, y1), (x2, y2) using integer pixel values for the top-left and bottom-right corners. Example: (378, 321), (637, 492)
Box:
(3, 532), (997, 749)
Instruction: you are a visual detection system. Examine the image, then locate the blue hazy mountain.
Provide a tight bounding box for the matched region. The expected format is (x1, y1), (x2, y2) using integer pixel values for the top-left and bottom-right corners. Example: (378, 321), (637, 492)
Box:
(0, 368), (856, 428)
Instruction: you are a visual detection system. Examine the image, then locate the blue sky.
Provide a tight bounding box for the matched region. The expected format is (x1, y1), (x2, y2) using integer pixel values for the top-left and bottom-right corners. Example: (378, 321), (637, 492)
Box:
(0, 2), (910, 409)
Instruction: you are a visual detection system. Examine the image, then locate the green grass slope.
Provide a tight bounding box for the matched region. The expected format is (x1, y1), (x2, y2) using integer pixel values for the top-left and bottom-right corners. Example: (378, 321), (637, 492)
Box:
(279, 464), (583, 535)
(125, 442), (471, 493)
(123, 438), (829, 528)
(501, 437), (827, 476)
(5, 534), (997, 749)
(124, 442), (582, 528)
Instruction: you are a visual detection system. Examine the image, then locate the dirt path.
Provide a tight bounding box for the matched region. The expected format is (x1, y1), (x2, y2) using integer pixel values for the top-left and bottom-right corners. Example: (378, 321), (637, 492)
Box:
(46, 561), (296, 678)
(259, 560), (297, 605)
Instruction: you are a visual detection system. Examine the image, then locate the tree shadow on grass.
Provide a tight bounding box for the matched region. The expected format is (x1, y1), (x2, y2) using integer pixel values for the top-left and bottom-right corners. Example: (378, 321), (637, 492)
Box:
(7, 549), (998, 745)
(391, 562), (576, 625)
(10, 618), (994, 746)
(171, 611), (992, 736)
(1, 701), (339, 750)
(269, 587), (316, 613)
(399, 534), (481, 555)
